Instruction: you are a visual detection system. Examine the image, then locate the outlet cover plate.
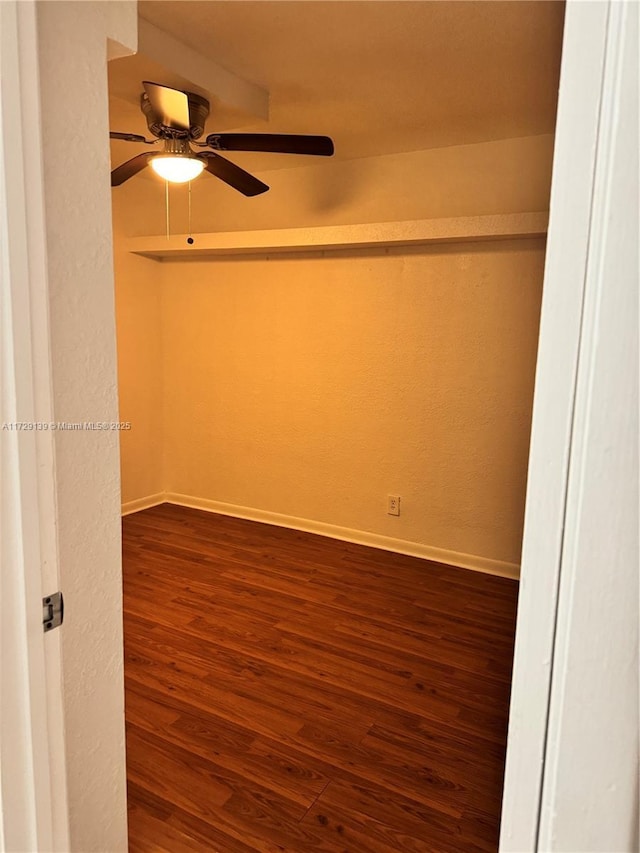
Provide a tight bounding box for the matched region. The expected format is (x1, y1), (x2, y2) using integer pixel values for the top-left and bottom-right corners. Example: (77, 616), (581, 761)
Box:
(387, 495), (400, 516)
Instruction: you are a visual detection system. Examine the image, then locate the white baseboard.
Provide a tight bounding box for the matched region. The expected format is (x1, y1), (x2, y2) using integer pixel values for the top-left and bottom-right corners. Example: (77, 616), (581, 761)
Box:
(162, 491), (520, 580)
(121, 492), (166, 516)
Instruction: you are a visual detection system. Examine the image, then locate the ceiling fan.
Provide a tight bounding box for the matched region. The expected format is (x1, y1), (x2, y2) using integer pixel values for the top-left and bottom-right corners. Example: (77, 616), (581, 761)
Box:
(110, 81), (334, 196)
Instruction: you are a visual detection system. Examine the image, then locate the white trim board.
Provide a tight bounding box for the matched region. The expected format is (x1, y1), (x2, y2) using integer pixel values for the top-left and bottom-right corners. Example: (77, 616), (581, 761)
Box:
(122, 492), (520, 580)
(121, 493), (166, 516)
(126, 212), (548, 261)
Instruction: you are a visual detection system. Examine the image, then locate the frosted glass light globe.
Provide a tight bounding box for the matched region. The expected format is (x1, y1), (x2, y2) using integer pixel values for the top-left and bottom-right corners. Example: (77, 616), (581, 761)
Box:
(150, 155), (204, 183)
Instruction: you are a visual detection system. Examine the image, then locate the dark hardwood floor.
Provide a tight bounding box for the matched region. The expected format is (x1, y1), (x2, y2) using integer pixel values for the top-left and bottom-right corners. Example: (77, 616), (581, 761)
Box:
(123, 504), (518, 853)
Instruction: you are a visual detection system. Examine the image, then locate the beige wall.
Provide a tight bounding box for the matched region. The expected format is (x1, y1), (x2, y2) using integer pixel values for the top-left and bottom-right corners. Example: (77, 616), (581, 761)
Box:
(161, 241), (543, 568)
(113, 198), (164, 504)
(114, 133), (550, 573)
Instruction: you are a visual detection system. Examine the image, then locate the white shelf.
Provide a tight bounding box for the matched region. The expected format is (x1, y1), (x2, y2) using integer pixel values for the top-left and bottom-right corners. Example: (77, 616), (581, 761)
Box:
(126, 212), (548, 261)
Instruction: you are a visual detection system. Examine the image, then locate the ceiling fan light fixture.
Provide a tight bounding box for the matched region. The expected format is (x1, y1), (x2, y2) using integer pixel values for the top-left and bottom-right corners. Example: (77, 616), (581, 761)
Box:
(110, 81), (334, 191)
(150, 154), (204, 183)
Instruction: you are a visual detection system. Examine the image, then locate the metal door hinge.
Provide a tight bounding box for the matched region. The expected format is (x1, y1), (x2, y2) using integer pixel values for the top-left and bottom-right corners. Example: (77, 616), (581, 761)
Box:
(43, 591), (63, 632)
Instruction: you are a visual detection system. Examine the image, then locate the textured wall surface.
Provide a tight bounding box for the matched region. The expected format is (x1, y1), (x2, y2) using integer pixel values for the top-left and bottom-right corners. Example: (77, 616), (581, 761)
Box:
(113, 206), (164, 504)
(37, 2), (135, 850)
(115, 134), (555, 237)
(159, 241), (544, 568)
(114, 133), (549, 572)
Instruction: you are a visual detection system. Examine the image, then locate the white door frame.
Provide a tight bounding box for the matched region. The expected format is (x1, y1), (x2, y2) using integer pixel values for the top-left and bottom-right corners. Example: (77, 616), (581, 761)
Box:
(0, 0), (636, 851)
(501, 1), (638, 850)
(538, 0), (638, 847)
(1, 2), (136, 850)
(0, 2), (69, 849)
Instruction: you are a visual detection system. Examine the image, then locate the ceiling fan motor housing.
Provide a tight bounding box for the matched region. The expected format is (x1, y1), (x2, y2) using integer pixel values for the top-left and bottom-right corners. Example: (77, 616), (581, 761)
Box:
(158, 137), (196, 156)
(141, 90), (210, 139)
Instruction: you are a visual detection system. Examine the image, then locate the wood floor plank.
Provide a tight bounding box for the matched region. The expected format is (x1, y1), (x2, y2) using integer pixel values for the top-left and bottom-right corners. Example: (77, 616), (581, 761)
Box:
(124, 504), (518, 852)
(127, 687), (331, 807)
(300, 776), (496, 853)
(127, 801), (208, 853)
(128, 781), (261, 853)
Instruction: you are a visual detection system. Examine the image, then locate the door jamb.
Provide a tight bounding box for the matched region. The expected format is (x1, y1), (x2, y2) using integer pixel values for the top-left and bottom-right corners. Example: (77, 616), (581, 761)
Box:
(0, 2), (69, 849)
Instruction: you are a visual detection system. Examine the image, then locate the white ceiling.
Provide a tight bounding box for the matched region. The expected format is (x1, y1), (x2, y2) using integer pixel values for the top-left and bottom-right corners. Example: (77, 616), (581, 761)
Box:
(109, 1), (564, 174)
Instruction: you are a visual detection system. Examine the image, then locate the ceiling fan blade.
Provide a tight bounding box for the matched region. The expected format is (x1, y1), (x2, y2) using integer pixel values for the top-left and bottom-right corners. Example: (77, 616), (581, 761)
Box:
(111, 153), (154, 187)
(142, 81), (190, 131)
(199, 152), (269, 197)
(205, 133), (334, 157)
(110, 131), (155, 144)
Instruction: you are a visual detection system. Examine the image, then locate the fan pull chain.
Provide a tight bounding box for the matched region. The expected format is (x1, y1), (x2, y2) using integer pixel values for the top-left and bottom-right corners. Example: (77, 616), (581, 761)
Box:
(165, 180), (170, 241)
(185, 181), (195, 246)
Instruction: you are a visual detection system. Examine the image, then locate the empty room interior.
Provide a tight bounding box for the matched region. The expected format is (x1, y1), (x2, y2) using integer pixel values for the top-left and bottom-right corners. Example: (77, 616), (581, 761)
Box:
(110, 2), (565, 850)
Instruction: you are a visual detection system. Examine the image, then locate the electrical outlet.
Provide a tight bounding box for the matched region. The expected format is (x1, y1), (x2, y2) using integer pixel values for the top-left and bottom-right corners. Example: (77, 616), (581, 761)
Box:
(387, 495), (401, 516)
